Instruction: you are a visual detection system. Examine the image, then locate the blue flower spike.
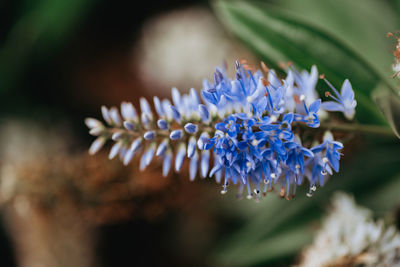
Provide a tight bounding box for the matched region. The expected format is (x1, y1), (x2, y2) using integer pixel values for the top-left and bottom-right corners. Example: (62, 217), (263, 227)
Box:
(86, 61), (355, 200)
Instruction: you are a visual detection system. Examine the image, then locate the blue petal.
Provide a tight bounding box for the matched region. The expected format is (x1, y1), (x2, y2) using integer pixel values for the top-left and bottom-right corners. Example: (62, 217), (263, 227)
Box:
(123, 121), (135, 131)
(153, 97), (164, 116)
(187, 137), (196, 158)
(169, 105), (181, 122)
(198, 104), (210, 121)
(201, 89), (219, 105)
(162, 151), (172, 177)
(156, 140), (168, 156)
(321, 101), (344, 112)
(120, 102), (137, 121)
(309, 99), (321, 113)
(189, 151), (199, 181)
(123, 148), (135, 165)
(157, 119), (169, 130)
(130, 137), (142, 152)
(171, 87), (182, 107)
(184, 123), (198, 134)
(209, 164), (223, 177)
(140, 97), (152, 116)
(215, 122), (226, 131)
(190, 88), (200, 106)
(301, 147), (314, 158)
(327, 151), (340, 172)
(340, 79), (354, 100)
(237, 141), (248, 150)
(170, 130), (183, 140)
(144, 130), (155, 140)
(200, 150), (210, 178)
(282, 113), (294, 124)
(175, 146), (186, 172)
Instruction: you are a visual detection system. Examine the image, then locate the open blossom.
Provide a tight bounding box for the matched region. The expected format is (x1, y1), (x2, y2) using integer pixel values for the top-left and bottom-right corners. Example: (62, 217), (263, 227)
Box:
(296, 192), (400, 267)
(321, 79), (357, 120)
(85, 60), (356, 199)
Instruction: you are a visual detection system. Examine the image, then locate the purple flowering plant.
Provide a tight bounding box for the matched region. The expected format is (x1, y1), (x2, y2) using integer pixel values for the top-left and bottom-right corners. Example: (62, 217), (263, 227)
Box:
(85, 60), (357, 200)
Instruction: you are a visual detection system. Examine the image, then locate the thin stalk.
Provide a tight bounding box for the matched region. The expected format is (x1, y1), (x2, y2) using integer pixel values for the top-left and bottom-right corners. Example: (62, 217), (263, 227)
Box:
(320, 122), (395, 138)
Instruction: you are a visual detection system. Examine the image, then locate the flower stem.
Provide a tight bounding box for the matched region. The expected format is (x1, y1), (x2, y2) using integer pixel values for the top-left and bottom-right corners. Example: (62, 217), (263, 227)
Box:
(320, 122), (395, 138)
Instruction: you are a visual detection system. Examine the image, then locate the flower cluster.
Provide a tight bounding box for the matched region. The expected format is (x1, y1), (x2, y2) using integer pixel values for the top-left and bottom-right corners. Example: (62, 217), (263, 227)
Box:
(297, 192), (400, 267)
(85, 60), (356, 199)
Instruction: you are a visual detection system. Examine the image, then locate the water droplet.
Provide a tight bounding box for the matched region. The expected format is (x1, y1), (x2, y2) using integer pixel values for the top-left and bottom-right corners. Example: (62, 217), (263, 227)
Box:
(311, 185), (317, 191)
(321, 170), (328, 175)
(264, 179), (269, 184)
(306, 192), (313, 197)
(246, 194), (253, 200)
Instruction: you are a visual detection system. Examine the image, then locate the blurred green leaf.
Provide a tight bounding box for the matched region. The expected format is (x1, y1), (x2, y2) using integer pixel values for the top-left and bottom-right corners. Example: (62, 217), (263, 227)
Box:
(396, 0), (400, 20)
(275, 0), (398, 84)
(0, 0), (94, 91)
(212, 0), (394, 124)
(372, 83), (400, 138)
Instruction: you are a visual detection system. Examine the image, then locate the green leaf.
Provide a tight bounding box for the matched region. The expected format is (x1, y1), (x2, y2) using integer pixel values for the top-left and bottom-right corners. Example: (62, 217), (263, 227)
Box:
(396, 0), (400, 23)
(372, 84), (400, 138)
(212, 0), (391, 124)
(0, 0), (94, 91)
(275, 0), (398, 84)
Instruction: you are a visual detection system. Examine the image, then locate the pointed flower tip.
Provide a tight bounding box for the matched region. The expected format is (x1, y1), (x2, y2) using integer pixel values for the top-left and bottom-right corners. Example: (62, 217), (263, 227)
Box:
(184, 123), (198, 134)
(170, 129), (183, 140)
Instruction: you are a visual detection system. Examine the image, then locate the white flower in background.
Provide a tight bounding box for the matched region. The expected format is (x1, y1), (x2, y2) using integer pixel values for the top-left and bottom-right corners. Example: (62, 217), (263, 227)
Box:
(296, 192), (400, 267)
(134, 6), (254, 95)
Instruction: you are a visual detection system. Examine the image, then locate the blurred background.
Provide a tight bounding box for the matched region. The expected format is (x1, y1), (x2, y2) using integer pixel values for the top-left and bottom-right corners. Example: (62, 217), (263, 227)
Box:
(0, 0), (399, 266)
